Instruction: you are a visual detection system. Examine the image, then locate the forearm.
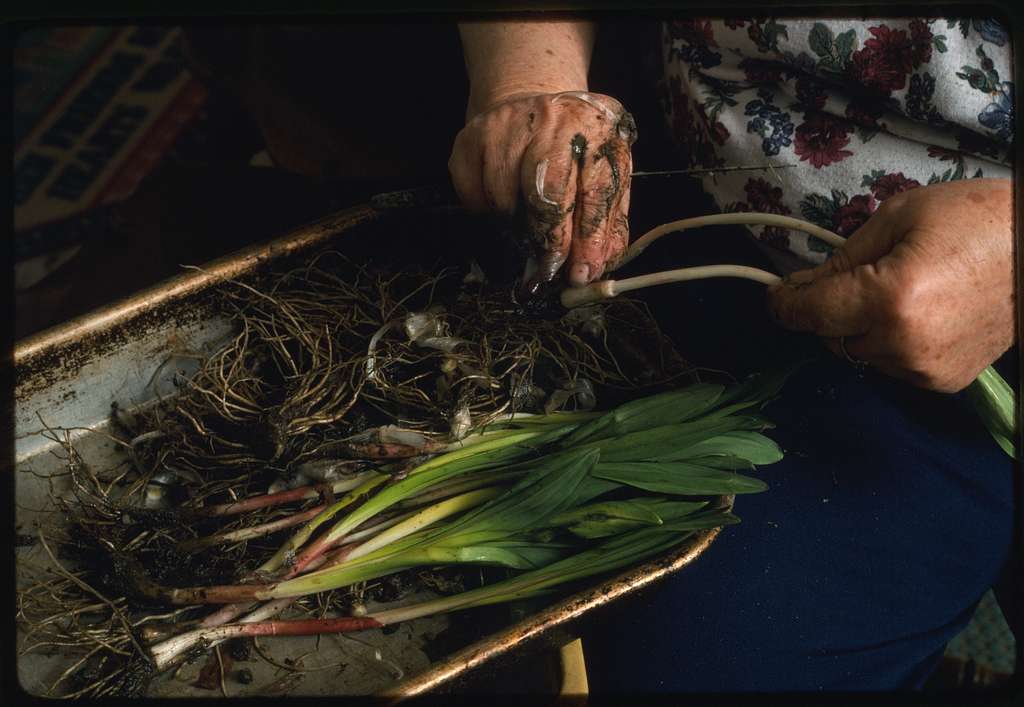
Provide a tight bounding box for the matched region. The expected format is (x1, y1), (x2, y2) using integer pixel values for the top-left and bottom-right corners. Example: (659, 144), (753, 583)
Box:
(458, 19), (596, 120)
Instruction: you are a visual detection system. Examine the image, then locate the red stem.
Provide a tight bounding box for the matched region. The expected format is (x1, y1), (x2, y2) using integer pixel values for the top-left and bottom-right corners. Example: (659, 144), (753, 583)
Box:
(288, 531), (344, 576)
(235, 616), (383, 636)
(203, 483), (331, 516)
(200, 553), (335, 628)
(321, 542), (357, 568)
(181, 504), (328, 551)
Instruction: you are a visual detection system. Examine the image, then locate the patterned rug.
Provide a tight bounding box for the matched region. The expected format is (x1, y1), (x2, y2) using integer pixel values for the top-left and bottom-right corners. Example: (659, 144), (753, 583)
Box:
(945, 590), (1017, 678)
(14, 26), (207, 288)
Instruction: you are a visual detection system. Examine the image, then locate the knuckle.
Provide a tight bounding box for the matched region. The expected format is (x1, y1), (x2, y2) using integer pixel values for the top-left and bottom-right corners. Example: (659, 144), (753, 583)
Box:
(827, 248), (853, 274)
(880, 280), (921, 331)
(877, 191), (909, 218)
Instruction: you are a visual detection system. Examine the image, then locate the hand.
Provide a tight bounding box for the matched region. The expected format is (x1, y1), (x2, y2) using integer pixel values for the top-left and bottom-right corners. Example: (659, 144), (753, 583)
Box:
(449, 91), (636, 293)
(768, 179), (1015, 393)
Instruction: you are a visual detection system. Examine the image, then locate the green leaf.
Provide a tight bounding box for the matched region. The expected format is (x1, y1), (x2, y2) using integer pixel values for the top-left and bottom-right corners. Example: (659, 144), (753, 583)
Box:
(567, 518), (658, 539)
(443, 544), (569, 570)
(659, 431), (783, 465)
(557, 501), (718, 539)
(709, 365), (802, 413)
(662, 509), (742, 531)
(966, 365), (1017, 459)
(958, 66), (992, 92)
(594, 461), (769, 495)
(561, 383), (725, 446)
(379, 511), (747, 616)
(705, 368), (799, 416)
(809, 23), (834, 57)
(688, 454), (756, 470)
(466, 522), (702, 605)
(573, 475), (623, 504)
(442, 447), (601, 539)
(641, 498), (711, 521)
(799, 193), (839, 227)
(834, 29), (856, 65)
(933, 35), (947, 53)
(588, 415), (767, 463)
(549, 498), (666, 528)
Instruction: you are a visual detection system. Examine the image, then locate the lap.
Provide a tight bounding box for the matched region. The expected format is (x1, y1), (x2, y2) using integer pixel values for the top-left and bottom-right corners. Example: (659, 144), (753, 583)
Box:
(582, 342), (1015, 692)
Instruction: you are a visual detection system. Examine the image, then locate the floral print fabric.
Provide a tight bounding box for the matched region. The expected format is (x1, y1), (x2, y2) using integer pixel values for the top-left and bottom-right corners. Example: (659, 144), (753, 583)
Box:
(660, 17), (1013, 266)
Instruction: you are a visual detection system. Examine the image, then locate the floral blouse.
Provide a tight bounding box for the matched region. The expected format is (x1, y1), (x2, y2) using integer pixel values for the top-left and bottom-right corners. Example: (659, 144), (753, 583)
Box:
(660, 17), (1014, 267)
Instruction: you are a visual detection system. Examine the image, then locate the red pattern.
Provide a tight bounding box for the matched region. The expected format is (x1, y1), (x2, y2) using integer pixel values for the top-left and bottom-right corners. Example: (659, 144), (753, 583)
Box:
(794, 113), (854, 168)
(834, 194), (877, 236)
(869, 173), (921, 201)
(850, 25), (915, 94)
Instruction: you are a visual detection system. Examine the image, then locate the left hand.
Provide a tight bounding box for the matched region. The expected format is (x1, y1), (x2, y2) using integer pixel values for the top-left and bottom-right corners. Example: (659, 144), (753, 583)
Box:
(767, 178), (1015, 393)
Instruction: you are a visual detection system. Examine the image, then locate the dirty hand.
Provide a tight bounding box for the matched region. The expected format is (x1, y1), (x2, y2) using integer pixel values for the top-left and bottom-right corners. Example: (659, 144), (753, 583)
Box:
(449, 90), (636, 293)
(768, 178), (1015, 393)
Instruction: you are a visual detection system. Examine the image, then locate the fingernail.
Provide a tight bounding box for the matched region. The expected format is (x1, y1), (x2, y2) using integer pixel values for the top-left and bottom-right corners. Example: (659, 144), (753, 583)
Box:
(539, 258), (563, 282)
(569, 263), (591, 286)
(522, 257), (539, 285)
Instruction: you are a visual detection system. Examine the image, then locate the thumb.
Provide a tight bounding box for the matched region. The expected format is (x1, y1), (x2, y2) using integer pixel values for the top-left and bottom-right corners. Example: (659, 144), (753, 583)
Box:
(768, 211), (899, 336)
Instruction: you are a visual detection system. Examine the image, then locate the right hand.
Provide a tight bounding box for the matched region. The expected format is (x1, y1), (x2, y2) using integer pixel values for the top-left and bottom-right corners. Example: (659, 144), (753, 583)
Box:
(449, 91), (636, 293)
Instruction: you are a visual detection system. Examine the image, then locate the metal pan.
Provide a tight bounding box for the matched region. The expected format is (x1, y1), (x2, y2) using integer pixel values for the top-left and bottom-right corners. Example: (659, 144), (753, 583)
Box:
(14, 203), (722, 698)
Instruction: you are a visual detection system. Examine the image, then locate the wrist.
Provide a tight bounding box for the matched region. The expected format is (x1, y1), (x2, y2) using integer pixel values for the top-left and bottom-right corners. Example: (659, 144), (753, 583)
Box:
(459, 20), (594, 122)
(467, 80), (586, 121)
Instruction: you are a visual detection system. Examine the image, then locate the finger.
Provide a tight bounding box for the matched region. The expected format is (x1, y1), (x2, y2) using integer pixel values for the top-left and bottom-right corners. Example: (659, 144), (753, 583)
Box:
(602, 171), (631, 274)
(449, 130), (489, 212)
(567, 135), (631, 285)
(480, 147), (517, 215)
(768, 264), (881, 337)
(480, 125), (533, 215)
(769, 207), (903, 337)
(782, 205), (903, 287)
(520, 138), (578, 291)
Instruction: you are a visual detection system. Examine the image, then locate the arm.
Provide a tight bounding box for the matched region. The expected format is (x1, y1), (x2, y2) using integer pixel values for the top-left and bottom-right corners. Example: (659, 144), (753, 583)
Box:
(459, 20), (595, 120)
(450, 20), (635, 293)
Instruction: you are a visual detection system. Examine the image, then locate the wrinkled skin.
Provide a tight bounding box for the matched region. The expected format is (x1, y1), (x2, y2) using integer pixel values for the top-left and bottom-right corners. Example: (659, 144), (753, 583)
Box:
(768, 179), (1015, 393)
(449, 91), (636, 293)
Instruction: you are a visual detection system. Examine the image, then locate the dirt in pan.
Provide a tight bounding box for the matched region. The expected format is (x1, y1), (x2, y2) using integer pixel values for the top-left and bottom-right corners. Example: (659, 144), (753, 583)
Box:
(15, 207), (704, 699)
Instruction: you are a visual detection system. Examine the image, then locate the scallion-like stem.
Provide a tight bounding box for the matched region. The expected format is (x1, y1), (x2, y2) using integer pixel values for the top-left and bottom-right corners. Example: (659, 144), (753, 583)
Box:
(967, 365), (1018, 459)
(179, 504), (327, 551)
(344, 487), (503, 562)
(149, 598), (367, 670)
(567, 211), (1018, 459)
(257, 472), (389, 573)
(617, 212), (846, 269)
(562, 265), (781, 308)
(201, 471), (377, 516)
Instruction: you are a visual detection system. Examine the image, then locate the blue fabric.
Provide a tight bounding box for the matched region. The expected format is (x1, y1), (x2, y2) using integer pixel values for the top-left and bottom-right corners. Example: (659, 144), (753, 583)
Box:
(582, 338), (1016, 692)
